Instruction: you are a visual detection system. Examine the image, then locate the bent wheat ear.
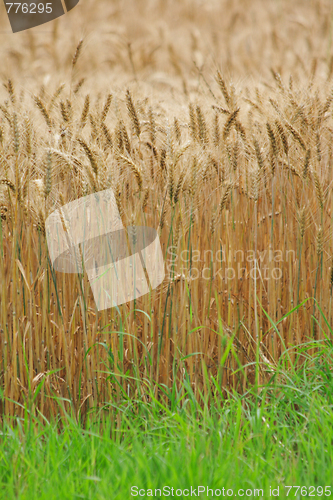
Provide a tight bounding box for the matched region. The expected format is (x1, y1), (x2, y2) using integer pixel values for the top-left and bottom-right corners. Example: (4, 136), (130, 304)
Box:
(12, 113), (19, 154)
(72, 39), (84, 69)
(0, 179), (15, 192)
(270, 68), (284, 91)
(189, 103), (198, 141)
(80, 95), (90, 128)
(285, 122), (306, 150)
(101, 123), (113, 150)
(213, 113), (220, 147)
(142, 188), (149, 211)
(223, 108), (239, 140)
(196, 105), (208, 146)
(216, 71), (232, 108)
(313, 171), (324, 211)
(317, 226), (323, 257)
(24, 118), (32, 156)
(60, 101), (70, 123)
(34, 96), (52, 128)
(6, 79), (15, 105)
(126, 89), (141, 138)
(254, 138), (264, 170)
(115, 181), (125, 223)
(119, 154), (143, 191)
(78, 139), (98, 176)
(73, 78), (85, 94)
(101, 94), (113, 122)
(219, 183), (232, 214)
(266, 122), (278, 158)
(173, 117), (181, 143)
(44, 150), (52, 199)
(49, 84), (65, 111)
(302, 149), (311, 180)
(148, 107), (156, 144)
(275, 121), (289, 156)
(174, 170), (185, 205)
(168, 160), (175, 203)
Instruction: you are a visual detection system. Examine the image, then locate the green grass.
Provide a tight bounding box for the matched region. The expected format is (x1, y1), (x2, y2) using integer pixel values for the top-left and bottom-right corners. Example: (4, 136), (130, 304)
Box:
(1, 337), (333, 499)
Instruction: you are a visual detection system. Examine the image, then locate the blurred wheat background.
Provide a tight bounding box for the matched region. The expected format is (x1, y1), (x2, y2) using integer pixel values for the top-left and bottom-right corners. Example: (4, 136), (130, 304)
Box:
(0, 0), (333, 420)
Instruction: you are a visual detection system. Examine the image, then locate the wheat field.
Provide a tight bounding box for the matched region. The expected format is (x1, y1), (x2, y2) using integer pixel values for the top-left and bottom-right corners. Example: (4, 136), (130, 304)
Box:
(0, 0), (333, 420)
